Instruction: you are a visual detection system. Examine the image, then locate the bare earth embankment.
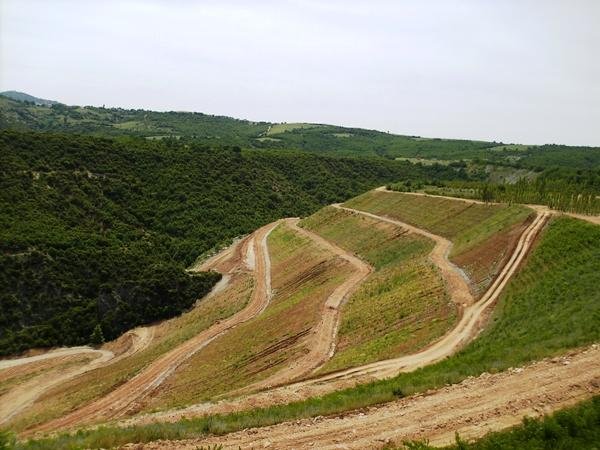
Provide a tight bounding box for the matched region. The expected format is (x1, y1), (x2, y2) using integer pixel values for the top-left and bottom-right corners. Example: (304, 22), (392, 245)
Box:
(147, 344), (600, 449)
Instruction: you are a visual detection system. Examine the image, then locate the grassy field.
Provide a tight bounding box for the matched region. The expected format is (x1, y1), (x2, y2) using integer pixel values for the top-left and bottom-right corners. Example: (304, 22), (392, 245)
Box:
(300, 207), (456, 372)
(266, 123), (320, 135)
(6, 273), (253, 432)
(344, 190), (532, 295)
(10, 216), (600, 449)
(144, 222), (351, 408)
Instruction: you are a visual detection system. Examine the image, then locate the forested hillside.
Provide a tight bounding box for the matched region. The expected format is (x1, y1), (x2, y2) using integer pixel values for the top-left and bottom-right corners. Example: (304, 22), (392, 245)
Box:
(3, 95), (599, 171)
(0, 131), (466, 355)
(0, 96), (268, 145)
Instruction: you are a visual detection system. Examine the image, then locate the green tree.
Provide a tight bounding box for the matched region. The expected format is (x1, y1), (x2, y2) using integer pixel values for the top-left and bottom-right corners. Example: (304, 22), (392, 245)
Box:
(90, 324), (105, 346)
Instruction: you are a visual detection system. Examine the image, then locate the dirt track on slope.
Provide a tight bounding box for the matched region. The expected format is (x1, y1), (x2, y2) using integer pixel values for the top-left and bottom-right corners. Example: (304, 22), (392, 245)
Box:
(121, 205), (548, 429)
(334, 204), (473, 307)
(0, 327), (153, 425)
(29, 222), (279, 434)
(141, 344), (600, 450)
(235, 218), (373, 393)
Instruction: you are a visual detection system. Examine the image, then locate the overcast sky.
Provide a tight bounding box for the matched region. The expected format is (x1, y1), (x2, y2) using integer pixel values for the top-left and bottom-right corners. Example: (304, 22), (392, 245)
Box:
(1, 0), (599, 145)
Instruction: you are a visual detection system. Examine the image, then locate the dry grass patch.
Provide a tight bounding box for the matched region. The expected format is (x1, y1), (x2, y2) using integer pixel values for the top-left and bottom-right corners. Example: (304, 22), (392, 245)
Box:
(301, 207), (456, 372)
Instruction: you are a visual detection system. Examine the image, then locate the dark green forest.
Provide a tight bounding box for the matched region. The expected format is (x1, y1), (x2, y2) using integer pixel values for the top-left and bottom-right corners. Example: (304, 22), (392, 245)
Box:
(0, 131), (466, 355)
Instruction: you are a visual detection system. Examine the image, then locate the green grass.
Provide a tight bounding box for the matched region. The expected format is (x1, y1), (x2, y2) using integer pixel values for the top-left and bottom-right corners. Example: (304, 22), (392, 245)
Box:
(300, 207), (455, 371)
(344, 190), (530, 255)
(344, 190), (532, 295)
(15, 216), (600, 449)
(266, 123), (320, 135)
(401, 396), (600, 450)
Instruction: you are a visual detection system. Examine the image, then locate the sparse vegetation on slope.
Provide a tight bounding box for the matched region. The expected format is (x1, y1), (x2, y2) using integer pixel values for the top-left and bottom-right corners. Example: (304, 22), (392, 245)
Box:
(344, 190), (532, 294)
(5, 273), (253, 432)
(300, 207), (456, 372)
(14, 215), (598, 449)
(144, 221), (352, 407)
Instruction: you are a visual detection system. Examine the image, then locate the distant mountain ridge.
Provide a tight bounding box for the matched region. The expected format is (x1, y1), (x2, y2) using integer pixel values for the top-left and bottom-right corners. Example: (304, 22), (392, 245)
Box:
(0, 90), (59, 106)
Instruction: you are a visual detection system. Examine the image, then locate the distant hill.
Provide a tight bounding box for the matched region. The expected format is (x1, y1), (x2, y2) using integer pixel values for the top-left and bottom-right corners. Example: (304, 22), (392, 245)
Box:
(0, 93), (598, 169)
(0, 90), (59, 106)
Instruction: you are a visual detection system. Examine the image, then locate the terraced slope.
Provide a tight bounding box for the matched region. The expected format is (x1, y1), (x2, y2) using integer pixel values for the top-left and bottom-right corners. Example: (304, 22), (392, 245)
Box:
(300, 206), (456, 372)
(143, 220), (358, 409)
(5, 236), (256, 433)
(345, 189), (532, 295)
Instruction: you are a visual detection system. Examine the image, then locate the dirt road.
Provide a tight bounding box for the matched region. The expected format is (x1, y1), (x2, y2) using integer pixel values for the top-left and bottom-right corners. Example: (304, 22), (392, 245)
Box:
(334, 204), (473, 307)
(0, 347), (113, 371)
(0, 327), (153, 425)
(121, 205), (548, 428)
(375, 186), (600, 226)
(30, 221), (279, 433)
(143, 344), (600, 449)
(236, 218), (373, 393)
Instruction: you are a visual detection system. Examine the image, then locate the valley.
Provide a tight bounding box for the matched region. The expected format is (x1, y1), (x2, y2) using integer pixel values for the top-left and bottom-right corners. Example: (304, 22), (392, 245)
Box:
(1, 97), (599, 450)
(3, 181), (598, 450)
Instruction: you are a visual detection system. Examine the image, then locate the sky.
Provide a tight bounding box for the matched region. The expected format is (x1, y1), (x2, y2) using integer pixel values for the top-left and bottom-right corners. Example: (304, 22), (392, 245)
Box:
(1, 0), (599, 146)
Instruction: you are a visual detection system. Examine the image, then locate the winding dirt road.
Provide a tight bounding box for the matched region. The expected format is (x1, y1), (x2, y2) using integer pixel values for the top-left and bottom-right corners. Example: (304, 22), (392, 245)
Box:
(334, 204), (473, 307)
(236, 218), (373, 393)
(17, 191), (554, 441)
(143, 344), (600, 449)
(120, 204), (548, 429)
(0, 327), (153, 425)
(29, 221), (279, 434)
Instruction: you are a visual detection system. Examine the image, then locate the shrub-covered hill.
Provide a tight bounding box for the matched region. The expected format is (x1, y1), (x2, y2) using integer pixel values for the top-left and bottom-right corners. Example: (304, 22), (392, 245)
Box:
(3, 95), (600, 170)
(0, 131), (467, 356)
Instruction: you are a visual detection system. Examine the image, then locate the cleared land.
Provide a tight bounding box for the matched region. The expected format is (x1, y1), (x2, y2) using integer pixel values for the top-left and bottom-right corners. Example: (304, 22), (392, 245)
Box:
(236, 219), (373, 392)
(24, 223), (277, 434)
(148, 344), (600, 449)
(345, 189), (532, 295)
(142, 220), (356, 409)
(0, 327), (153, 426)
(266, 123), (320, 135)
(110, 202), (547, 430)
(300, 206), (456, 372)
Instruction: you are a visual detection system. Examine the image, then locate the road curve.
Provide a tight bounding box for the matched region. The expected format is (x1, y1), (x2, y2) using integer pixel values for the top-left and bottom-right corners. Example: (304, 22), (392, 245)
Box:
(235, 218), (373, 394)
(0, 326), (153, 425)
(29, 221), (279, 434)
(120, 205), (548, 429)
(334, 204), (473, 307)
(0, 347), (113, 371)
